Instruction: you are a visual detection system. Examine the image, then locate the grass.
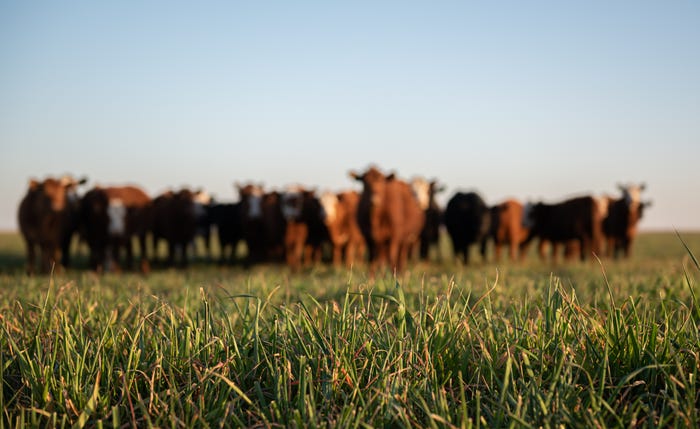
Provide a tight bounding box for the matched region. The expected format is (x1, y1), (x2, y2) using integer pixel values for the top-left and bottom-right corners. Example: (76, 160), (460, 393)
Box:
(1, 232), (699, 427)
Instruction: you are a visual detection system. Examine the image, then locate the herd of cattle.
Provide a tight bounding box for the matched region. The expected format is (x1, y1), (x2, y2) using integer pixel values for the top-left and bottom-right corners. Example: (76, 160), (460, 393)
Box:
(17, 166), (650, 275)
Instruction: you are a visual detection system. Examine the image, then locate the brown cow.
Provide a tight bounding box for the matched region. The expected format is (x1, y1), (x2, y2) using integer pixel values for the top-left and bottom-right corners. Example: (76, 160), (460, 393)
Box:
(281, 185), (329, 271)
(350, 166), (425, 272)
(237, 183), (286, 266)
(603, 184), (649, 258)
(80, 185), (151, 273)
(18, 175), (87, 274)
(487, 199), (530, 262)
(319, 190), (366, 267)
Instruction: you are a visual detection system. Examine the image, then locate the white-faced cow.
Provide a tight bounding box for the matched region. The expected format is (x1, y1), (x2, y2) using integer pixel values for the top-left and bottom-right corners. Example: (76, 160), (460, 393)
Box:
(443, 191), (491, 265)
(350, 166), (425, 272)
(80, 185), (152, 273)
(410, 177), (445, 261)
(18, 175), (87, 274)
(319, 190), (366, 268)
(603, 183), (649, 258)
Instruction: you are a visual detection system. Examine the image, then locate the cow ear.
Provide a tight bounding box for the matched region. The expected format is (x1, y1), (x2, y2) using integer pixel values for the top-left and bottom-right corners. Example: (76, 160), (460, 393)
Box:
(386, 173), (396, 181)
(78, 177), (88, 185)
(349, 171), (362, 181)
(28, 179), (40, 190)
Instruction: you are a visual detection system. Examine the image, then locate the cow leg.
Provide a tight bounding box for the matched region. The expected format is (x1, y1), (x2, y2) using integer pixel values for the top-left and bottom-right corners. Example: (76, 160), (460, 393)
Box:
(419, 239), (429, 261)
(125, 238), (135, 270)
(60, 231), (73, 268)
(332, 244), (343, 267)
(518, 240), (530, 262)
(137, 234), (150, 273)
(40, 244), (60, 273)
(183, 243), (190, 267)
(479, 239), (488, 263)
(24, 239), (36, 275)
(538, 240), (547, 261)
(623, 239), (632, 258)
(509, 237), (519, 262)
(550, 242), (559, 264)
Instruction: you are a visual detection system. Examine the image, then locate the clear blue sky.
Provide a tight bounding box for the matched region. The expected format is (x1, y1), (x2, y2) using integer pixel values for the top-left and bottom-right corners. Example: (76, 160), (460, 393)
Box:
(2, 1), (699, 231)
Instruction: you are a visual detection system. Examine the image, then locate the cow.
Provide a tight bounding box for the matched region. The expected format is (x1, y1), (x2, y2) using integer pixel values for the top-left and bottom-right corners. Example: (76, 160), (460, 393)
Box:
(443, 191), (491, 265)
(485, 199), (530, 262)
(349, 166), (425, 272)
(410, 178), (445, 261)
(319, 190), (366, 268)
(280, 185), (329, 271)
(151, 188), (199, 267)
(207, 202), (243, 265)
(522, 195), (604, 263)
(192, 190), (214, 260)
(602, 183), (649, 258)
(18, 175), (87, 274)
(237, 183), (286, 266)
(80, 185), (151, 273)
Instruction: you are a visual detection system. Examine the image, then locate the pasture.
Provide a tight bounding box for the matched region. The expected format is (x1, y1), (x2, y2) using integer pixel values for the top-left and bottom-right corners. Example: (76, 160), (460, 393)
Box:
(1, 231), (699, 428)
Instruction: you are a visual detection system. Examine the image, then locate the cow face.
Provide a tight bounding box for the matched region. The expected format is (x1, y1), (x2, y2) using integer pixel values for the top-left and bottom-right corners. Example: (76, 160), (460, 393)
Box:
(281, 185), (305, 221)
(237, 183), (265, 219)
(410, 178), (431, 211)
(618, 183), (646, 208)
(350, 167), (389, 209)
(39, 178), (70, 212)
(319, 192), (339, 224)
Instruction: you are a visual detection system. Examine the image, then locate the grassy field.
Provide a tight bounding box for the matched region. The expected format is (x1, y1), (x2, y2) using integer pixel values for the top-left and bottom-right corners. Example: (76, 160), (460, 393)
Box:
(1, 231), (699, 428)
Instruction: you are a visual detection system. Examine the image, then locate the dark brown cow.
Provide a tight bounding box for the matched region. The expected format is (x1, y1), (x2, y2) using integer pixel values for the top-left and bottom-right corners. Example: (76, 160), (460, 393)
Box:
(410, 177), (445, 261)
(486, 199), (530, 262)
(350, 166), (425, 272)
(319, 190), (366, 267)
(281, 186), (329, 271)
(603, 184), (649, 258)
(523, 195), (604, 263)
(237, 184), (286, 266)
(80, 185), (151, 273)
(18, 175), (87, 274)
(207, 202), (243, 265)
(152, 188), (199, 267)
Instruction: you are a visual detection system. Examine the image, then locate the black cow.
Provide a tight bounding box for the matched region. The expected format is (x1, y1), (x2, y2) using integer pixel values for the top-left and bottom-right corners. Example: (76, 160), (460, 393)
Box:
(207, 202), (243, 265)
(523, 195), (603, 262)
(443, 192), (491, 264)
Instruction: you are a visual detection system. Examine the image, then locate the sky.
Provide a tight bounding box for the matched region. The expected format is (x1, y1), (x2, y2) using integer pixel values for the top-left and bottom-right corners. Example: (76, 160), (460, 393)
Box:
(1, 1), (699, 231)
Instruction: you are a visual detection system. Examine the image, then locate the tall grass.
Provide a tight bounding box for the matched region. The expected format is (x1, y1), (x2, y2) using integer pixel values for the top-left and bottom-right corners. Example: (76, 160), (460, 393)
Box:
(1, 233), (700, 427)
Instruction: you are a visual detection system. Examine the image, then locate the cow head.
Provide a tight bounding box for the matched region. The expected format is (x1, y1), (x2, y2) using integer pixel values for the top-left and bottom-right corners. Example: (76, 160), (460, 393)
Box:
(29, 176), (86, 212)
(410, 177), (445, 211)
(237, 183), (265, 219)
(617, 183), (646, 207)
(281, 185), (307, 221)
(410, 178), (431, 211)
(319, 191), (339, 224)
(350, 166), (391, 208)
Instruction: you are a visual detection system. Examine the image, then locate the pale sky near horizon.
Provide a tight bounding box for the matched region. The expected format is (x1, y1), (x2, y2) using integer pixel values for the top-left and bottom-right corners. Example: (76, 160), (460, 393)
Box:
(2, 1), (699, 231)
